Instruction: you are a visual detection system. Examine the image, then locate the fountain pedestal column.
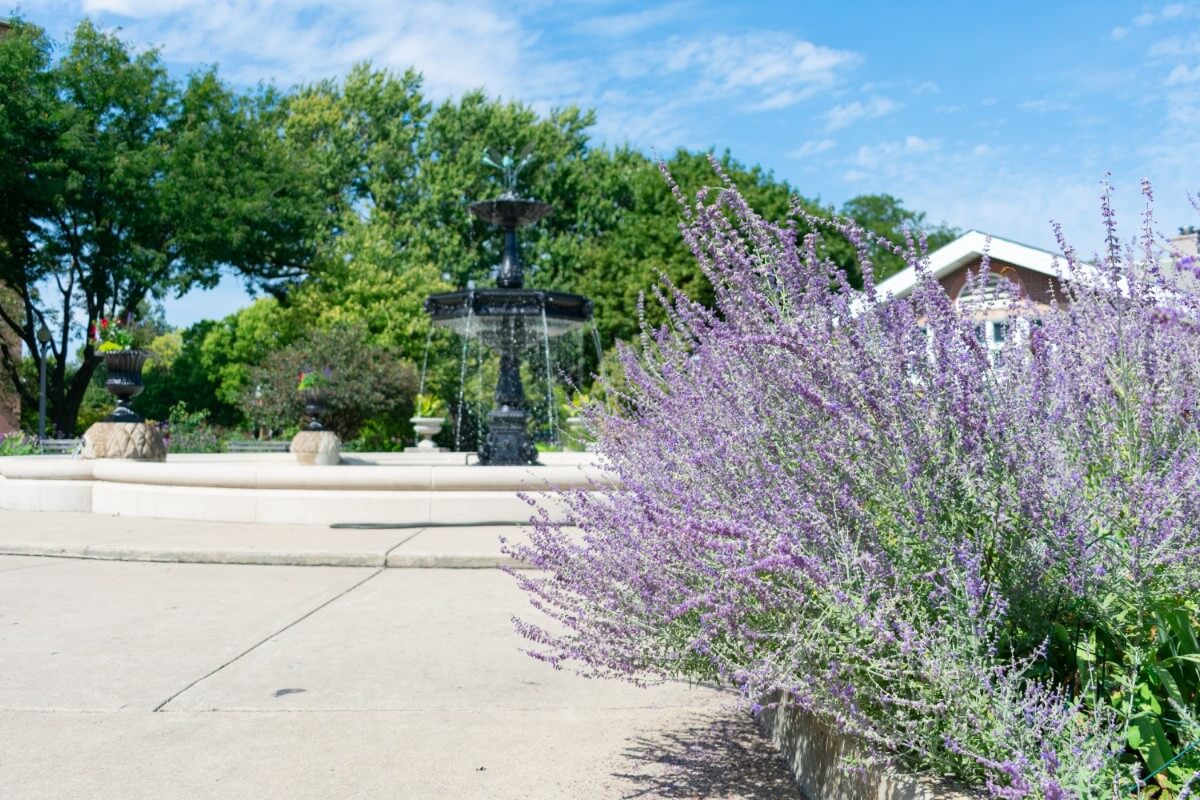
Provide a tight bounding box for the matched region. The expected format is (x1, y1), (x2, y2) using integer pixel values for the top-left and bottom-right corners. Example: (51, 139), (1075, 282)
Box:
(479, 326), (537, 466)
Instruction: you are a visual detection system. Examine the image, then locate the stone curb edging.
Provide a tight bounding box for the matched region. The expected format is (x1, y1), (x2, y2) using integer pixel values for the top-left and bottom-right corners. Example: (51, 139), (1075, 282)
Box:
(0, 544), (530, 569)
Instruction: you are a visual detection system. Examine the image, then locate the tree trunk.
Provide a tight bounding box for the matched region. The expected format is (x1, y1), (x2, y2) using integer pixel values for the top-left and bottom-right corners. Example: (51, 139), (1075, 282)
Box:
(54, 356), (100, 437)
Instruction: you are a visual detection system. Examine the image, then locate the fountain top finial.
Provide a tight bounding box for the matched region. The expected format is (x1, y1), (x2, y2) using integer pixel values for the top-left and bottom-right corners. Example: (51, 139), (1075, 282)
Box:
(470, 143), (552, 229)
(481, 144), (534, 199)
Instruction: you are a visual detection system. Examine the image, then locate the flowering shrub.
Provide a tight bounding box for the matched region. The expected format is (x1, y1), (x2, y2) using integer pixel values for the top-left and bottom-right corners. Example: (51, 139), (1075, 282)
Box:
(90, 316), (146, 353)
(297, 368), (333, 392)
(0, 431), (39, 456)
(507, 166), (1200, 798)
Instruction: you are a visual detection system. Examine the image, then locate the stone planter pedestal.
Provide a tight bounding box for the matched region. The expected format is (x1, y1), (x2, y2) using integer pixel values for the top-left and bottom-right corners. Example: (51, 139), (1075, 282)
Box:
(409, 416), (445, 452)
(82, 421), (166, 462)
(291, 430), (341, 466)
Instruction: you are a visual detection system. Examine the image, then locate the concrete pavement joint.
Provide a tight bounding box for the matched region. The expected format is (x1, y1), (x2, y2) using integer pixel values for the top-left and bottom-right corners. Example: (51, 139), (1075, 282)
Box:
(381, 527), (428, 562)
(152, 568), (385, 713)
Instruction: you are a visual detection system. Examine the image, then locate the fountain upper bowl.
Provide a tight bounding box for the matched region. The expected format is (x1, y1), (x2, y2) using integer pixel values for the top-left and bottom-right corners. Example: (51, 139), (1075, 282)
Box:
(468, 198), (553, 228)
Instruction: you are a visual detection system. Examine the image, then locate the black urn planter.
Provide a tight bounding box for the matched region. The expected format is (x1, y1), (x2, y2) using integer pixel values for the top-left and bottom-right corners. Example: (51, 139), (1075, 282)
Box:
(302, 388), (330, 431)
(102, 349), (150, 423)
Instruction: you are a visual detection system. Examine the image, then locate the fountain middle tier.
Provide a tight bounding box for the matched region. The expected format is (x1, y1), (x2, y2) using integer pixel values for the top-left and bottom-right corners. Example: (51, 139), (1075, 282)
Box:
(424, 288), (592, 348)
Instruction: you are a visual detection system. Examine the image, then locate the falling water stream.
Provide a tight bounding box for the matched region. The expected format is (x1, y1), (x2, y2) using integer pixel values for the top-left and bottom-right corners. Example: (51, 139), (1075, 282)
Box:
(540, 309), (557, 446)
(453, 307), (475, 451)
(416, 326), (434, 399)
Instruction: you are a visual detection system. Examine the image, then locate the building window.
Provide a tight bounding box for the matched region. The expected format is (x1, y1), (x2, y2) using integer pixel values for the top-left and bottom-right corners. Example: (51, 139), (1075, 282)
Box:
(957, 271), (1014, 309)
(992, 321), (1007, 343)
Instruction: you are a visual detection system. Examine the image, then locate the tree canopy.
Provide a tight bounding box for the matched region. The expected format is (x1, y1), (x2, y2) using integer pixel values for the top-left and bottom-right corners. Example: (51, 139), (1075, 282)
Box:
(2, 19), (958, 437)
(0, 19), (324, 432)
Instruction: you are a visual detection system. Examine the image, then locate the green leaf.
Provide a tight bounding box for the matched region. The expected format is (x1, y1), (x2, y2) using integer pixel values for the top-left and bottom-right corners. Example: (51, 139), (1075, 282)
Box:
(1129, 716), (1173, 773)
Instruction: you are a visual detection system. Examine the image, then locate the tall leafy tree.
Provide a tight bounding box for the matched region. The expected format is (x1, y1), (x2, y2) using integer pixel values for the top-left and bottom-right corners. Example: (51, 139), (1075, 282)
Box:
(0, 19), (322, 433)
(823, 193), (959, 286)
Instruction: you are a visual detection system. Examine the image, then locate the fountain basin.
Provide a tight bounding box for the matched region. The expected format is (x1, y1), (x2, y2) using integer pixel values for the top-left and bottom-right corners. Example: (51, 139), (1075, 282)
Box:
(0, 452), (611, 526)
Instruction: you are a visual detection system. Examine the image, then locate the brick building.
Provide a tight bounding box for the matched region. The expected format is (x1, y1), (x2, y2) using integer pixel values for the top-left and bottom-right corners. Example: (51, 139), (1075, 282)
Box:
(0, 297), (18, 436)
(875, 229), (1200, 356)
(873, 230), (1071, 355)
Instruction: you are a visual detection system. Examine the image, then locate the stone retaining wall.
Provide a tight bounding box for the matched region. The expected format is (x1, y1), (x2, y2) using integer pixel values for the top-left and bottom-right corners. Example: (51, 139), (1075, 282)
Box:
(757, 698), (981, 800)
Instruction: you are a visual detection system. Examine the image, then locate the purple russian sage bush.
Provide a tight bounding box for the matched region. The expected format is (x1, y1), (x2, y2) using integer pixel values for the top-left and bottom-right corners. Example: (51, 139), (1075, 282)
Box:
(506, 164), (1200, 798)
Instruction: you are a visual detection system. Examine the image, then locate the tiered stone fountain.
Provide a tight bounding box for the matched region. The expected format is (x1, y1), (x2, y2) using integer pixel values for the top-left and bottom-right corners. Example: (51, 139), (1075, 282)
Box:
(424, 150), (592, 465)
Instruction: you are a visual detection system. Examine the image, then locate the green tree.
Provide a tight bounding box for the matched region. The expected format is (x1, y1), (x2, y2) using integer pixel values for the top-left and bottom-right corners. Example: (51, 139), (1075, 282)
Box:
(573, 148), (803, 347)
(140, 298), (301, 426)
(0, 19), (322, 433)
(242, 324), (418, 440)
(824, 193), (959, 285)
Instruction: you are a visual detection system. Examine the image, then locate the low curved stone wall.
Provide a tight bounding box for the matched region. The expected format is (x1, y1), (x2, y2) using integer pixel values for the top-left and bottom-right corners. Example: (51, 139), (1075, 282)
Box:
(0, 453), (613, 526)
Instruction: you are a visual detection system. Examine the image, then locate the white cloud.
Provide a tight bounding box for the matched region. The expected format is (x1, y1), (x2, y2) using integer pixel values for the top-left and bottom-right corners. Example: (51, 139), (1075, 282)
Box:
(1130, 4), (1193, 28)
(1019, 99), (1070, 112)
(666, 33), (859, 103)
(588, 92), (695, 149)
(1167, 64), (1200, 83)
(747, 90), (810, 112)
(69, 0), (548, 103)
(81, 0), (200, 16)
(1165, 85), (1200, 125)
(913, 80), (940, 95)
(825, 95), (899, 131)
(1150, 34), (1200, 57)
(904, 135), (939, 152)
(574, 4), (686, 38)
(852, 135), (941, 169)
(1111, 26), (1129, 41)
(788, 139), (836, 159)
(604, 31), (860, 114)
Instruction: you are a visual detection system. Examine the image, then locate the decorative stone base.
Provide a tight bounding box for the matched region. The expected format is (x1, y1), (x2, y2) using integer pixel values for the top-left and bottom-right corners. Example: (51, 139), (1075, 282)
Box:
(291, 431), (342, 466)
(403, 446), (448, 453)
(82, 421), (167, 462)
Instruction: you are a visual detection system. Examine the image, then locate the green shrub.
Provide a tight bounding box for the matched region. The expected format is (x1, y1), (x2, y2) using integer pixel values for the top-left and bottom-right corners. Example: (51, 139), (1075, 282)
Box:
(0, 432), (39, 456)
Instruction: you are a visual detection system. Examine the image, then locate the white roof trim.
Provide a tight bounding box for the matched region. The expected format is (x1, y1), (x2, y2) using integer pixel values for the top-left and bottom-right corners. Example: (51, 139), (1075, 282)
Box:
(873, 230), (1071, 300)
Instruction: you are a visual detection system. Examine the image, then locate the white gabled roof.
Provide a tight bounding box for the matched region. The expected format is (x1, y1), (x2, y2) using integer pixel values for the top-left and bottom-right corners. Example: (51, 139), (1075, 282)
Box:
(873, 230), (1071, 300)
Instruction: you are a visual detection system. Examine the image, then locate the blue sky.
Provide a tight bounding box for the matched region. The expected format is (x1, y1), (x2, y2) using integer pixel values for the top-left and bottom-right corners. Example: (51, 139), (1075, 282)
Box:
(26, 0), (1200, 327)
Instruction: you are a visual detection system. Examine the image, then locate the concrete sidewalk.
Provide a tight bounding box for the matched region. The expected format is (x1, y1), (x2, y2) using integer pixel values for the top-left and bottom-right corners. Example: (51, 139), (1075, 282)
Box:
(0, 509), (531, 567)
(0, 554), (802, 799)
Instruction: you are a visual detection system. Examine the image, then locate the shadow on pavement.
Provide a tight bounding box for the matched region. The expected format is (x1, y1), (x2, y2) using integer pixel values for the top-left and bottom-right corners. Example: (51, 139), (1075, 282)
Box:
(613, 706), (806, 799)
